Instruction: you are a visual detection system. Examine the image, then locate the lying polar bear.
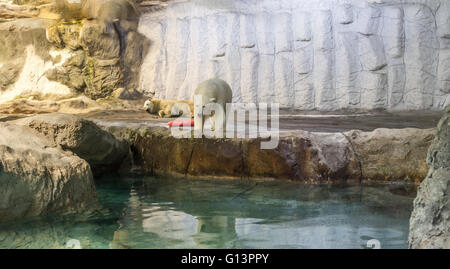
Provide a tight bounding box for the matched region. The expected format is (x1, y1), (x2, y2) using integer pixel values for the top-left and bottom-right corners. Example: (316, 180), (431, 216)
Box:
(143, 99), (194, 118)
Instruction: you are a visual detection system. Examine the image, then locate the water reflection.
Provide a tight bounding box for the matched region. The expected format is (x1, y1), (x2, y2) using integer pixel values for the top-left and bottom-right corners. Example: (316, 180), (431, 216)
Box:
(106, 177), (415, 249)
(110, 186), (238, 248)
(0, 177), (416, 249)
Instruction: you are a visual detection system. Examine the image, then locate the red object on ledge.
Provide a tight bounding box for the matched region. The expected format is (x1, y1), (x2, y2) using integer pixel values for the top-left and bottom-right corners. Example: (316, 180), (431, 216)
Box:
(168, 119), (195, 127)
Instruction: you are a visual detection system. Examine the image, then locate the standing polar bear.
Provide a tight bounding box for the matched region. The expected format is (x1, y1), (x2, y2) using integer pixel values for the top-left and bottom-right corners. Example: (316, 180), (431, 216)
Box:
(194, 78), (232, 135)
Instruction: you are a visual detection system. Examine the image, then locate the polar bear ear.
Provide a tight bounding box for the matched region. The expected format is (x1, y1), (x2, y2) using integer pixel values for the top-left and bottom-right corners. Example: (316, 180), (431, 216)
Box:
(209, 97), (216, 103)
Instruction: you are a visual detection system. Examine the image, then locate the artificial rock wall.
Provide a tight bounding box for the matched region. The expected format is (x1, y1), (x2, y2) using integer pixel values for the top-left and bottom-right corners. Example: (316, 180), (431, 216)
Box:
(138, 0), (450, 111)
(0, 0), (148, 104)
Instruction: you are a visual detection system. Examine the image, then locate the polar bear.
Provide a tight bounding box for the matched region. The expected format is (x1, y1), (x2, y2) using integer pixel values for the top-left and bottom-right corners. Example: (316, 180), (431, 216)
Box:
(143, 99), (194, 118)
(193, 78), (232, 134)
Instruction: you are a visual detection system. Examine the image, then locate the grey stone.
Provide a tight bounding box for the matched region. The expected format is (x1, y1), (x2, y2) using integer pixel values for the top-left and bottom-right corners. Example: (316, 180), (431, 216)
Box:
(0, 122), (96, 222)
(114, 87), (143, 100)
(409, 110), (450, 248)
(13, 113), (130, 176)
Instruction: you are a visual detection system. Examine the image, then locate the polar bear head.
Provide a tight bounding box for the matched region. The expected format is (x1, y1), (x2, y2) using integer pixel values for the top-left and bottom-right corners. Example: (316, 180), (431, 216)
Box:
(143, 99), (156, 113)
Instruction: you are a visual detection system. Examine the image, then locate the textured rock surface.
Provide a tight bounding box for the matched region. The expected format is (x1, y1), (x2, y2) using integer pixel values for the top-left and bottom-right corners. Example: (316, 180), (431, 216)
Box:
(43, 1), (150, 100)
(347, 128), (435, 183)
(0, 2), (39, 19)
(139, 0), (450, 111)
(103, 126), (359, 182)
(100, 123), (433, 183)
(0, 18), (74, 102)
(13, 113), (130, 176)
(409, 108), (450, 248)
(0, 0), (150, 102)
(0, 122), (96, 222)
(1, 0), (448, 111)
(0, 96), (104, 114)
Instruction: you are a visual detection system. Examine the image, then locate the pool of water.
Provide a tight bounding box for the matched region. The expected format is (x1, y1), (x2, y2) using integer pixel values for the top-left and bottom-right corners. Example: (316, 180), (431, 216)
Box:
(0, 176), (417, 249)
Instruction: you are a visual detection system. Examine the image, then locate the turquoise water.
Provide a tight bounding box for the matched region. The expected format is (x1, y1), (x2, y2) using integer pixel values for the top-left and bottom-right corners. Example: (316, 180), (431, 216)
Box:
(0, 176), (416, 249)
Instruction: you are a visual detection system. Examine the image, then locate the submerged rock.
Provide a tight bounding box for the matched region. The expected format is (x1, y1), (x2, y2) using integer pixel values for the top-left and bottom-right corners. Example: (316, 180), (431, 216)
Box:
(409, 108), (450, 248)
(0, 122), (96, 222)
(13, 113), (130, 176)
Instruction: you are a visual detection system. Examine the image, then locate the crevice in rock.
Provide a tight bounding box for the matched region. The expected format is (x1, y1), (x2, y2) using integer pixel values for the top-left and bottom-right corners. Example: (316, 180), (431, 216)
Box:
(184, 142), (195, 176)
(341, 132), (363, 183)
(112, 20), (126, 62)
(240, 140), (250, 179)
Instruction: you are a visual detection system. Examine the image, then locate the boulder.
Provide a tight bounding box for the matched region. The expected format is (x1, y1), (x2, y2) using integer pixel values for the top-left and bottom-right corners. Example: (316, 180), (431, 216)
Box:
(246, 132), (360, 182)
(346, 128), (434, 183)
(13, 113), (130, 176)
(102, 126), (361, 182)
(0, 122), (96, 222)
(43, 12), (149, 100)
(114, 87), (143, 100)
(46, 21), (82, 50)
(0, 1), (149, 103)
(409, 110), (450, 248)
(101, 123), (433, 184)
